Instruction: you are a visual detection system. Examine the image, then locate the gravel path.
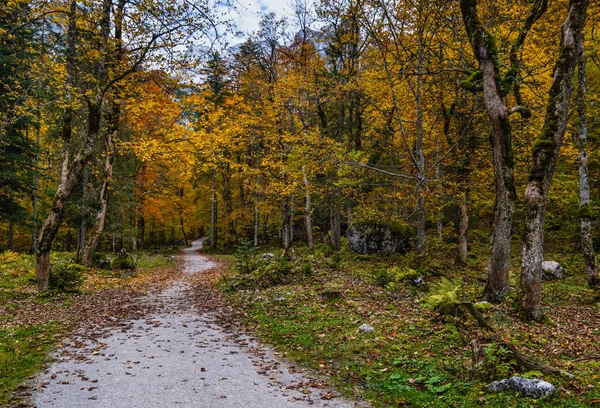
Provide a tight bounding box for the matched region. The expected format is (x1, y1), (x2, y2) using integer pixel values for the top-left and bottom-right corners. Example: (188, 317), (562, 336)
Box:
(31, 239), (362, 407)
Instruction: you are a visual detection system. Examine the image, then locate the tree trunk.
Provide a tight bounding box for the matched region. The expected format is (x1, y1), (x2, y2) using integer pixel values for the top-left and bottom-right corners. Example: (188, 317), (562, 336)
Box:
(521, 0), (588, 320)
(253, 202), (259, 247)
(281, 197), (291, 249)
(302, 166), (314, 250)
(210, 170), (217, 249)
(457, 192), (469, 265)
(82, 133), (114, 265)
(415, 26), (426, 257)
(460, 0), (521, 303)
(76, 169), (89, 262)
(330, 188), (341, 250)
(576, 44), (598, 287)
(8, 217), (14, 251)
(180, 216), (188, 245)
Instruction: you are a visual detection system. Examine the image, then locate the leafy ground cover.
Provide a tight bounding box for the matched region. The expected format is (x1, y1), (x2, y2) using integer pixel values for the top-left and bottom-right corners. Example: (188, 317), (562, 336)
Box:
(220, 239), (600, 407)
(0, 249), (180, 406)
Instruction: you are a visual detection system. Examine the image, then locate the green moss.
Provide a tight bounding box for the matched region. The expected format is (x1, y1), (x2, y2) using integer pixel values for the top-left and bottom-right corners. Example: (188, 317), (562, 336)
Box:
(500, 67), (518, 96)
(460, 79), (483, 93)
(460, 71), (483, 93)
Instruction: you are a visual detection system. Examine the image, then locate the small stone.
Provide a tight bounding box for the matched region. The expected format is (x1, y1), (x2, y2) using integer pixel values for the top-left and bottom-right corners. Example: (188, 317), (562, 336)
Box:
(262, 253), (276, 261)
(542, 261), (565, 281)
(356, 324), (374, 333)
(486, 376), (555, 399)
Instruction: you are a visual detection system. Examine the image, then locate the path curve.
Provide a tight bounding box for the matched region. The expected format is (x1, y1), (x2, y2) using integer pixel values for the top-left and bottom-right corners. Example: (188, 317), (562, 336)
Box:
(31, 239), (362, 407)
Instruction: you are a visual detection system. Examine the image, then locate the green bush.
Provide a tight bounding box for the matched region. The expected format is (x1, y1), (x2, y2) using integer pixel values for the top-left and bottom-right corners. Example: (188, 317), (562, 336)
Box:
(329, 252), (342, 269)
(111, 250), (135, 270)
(257, 255), (292, 286)
(49, 260), (85, 292)
(301, 261), (313, 276)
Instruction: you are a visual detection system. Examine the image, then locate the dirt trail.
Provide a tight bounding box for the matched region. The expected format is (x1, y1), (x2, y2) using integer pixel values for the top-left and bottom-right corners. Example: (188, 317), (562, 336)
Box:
(31, 239), (363, 407)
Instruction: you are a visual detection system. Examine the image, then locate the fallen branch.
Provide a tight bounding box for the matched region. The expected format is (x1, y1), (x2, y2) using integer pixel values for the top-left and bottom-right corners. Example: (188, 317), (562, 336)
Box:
(571, 355), (600, 363)
(479, 337), (576, 379)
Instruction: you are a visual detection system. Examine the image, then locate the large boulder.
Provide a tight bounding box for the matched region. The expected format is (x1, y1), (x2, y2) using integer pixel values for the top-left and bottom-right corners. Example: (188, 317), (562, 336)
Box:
(347, 224), (411, 255)
(486, 376), (555, 399)
(542, 261), (565, 281)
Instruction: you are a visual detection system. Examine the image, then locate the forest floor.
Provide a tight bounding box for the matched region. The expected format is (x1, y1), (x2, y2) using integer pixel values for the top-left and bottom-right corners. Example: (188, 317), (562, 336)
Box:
(216, 238), (600, 407)
(1, 239), (364, 407)
(2, 238), (600, 407)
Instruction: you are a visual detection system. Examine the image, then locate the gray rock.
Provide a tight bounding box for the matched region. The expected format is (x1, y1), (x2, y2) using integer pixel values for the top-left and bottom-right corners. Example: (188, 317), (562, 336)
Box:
(411, 275), (424, 286)
(262, 253), (276, 261)
(486, 376), (555, 399)
(356, 323), (374, 333)
(347, 224), (411, 255)
(542, 261), (565, 281)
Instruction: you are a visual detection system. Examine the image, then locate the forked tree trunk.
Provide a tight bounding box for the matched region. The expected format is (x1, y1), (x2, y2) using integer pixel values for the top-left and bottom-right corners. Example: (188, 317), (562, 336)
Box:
(521, 0), (588, 320)
(461, 0), (536, 303)
(302, 166), (314, 250)
(576, 44), (598, 287)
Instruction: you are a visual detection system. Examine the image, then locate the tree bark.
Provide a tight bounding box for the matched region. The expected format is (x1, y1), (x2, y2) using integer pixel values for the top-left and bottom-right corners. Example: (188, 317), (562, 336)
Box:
(415, 23), (426, 257)
(576, 43), (598, 288)
(330, 187), (341, 250)
(210, 170), (217, 249)
(82, 133), (114, 265)
(457, 192), (469, 265)
(521, 0), (589, 320)
(302, 166), (314, 250)
(460, 0), (535, 302)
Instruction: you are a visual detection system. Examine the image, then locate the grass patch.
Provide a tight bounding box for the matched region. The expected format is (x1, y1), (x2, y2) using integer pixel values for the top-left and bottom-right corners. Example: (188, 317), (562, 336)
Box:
(0, 323), (62, 406)
(222, 243), (600, 407)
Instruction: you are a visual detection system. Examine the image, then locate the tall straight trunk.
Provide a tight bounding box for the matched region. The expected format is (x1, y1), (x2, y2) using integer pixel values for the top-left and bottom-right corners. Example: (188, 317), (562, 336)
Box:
(435, 133), (442, 241)
(281, 197), (291, 250)
(457, 192), (469, 264)
(577, 44), (598, 287)
(302, 166), (314, 250)
(521, 0), (588, 320)
(415, 26), (426, 257)
(8, 210), (14, 251)
(210, 170), (217, 249)
(222, 164), (234, 236)
(330, 187), (341, 250)
(82, 133), (114, 265)
(180, 216), (188, 245)
(76, 170), (89, 262)
(138, 212), (145, 250)
(253, 202), (259, 247)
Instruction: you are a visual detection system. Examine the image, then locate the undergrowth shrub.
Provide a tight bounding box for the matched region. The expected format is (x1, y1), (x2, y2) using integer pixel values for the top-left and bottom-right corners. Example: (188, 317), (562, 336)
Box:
(49, 260), (85, 292)
(111, 249), (136, 270)
(474, 343), (515, 380)
(375, 266), (422, 288)
(233, 239), (258, 274)
(424, 277), (461, 313)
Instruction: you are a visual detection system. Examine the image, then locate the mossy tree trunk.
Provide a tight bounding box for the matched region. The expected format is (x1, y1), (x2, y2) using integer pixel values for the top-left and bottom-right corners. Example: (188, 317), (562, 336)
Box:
(576, 43), (598, 288)
(521, 0), (589, 321)
(460, 0), (546, 303)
